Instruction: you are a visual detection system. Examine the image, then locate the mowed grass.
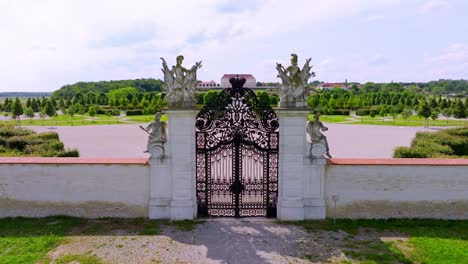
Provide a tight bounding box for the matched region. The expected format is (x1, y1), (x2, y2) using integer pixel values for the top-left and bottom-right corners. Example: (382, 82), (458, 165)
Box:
(308, 114), (467, 127)
(285, 219), (468, 264)
(3, 114), (125, 126)
(0, 216), (84, 264)
(353, 115), (466, 127)
(2, 113), (170, 126)
(124, 114), (168, 123)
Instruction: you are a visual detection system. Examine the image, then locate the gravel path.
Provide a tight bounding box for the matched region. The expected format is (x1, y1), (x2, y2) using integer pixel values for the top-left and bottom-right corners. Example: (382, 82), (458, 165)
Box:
(27, 123), (444, 158)
(48, 219), (407, 264)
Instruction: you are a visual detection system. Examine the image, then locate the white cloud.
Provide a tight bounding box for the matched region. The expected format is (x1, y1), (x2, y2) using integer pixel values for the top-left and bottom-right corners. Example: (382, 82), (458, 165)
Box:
(424, 43), (468, 79)
(0, 0), (418, 91)
(419, 0), (450, 14)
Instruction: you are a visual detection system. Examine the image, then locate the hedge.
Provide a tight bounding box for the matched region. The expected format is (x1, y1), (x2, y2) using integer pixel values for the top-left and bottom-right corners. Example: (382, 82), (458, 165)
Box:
(126, 109), (144, 116)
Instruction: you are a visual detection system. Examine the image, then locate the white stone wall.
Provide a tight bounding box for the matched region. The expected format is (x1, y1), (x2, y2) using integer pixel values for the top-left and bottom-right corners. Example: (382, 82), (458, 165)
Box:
(325, 163), (468, 219)
(0, 163), (149, 218)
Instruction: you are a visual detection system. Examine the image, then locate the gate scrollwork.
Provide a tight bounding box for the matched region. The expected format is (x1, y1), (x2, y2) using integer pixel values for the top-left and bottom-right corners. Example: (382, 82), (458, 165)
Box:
(196, 77), (279, 217)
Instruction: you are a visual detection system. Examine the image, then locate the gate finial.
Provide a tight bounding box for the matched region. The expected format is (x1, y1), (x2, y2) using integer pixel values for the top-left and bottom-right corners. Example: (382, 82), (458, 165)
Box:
(229, 76), (246, 89)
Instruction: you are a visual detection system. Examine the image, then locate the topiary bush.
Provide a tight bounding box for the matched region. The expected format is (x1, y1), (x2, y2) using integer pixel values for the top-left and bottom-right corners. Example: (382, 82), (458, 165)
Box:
(393, 128), (467, 158)
(0, 123), (79, 157)
(126, 109), (144, 116)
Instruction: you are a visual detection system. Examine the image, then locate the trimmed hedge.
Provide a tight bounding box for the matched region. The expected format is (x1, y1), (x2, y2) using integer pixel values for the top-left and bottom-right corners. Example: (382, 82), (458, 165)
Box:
(393, 128), (468, 158)
(325, 109), (350, 115)
(356, 109), (371, 116)
(0, 123), (79, 157)
(126, 109), (144, 116)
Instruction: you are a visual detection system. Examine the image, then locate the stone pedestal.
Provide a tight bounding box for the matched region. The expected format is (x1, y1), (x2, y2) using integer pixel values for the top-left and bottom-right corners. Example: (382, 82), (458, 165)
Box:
(276, 109), (326, 220)
(149, 109), (198, 220)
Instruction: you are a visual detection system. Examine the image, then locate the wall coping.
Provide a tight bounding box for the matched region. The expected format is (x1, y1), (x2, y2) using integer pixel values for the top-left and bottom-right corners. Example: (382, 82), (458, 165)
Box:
(0, 157), (148, 165)
(327, 158), (468, 166)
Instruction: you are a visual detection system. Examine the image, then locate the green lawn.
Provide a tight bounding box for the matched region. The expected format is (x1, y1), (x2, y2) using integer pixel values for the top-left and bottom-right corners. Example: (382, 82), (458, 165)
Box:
(3, 115), (125, 126)
(286, 219), (468, 264)
(123, 114), (168, 123)
(310, 114), (467, 127)
(0, 216), (84, 264)
(1, 114), (170, 126)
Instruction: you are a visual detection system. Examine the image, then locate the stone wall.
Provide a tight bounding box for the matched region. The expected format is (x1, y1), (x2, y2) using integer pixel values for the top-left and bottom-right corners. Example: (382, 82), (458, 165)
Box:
(325, 159), (468, 219)
(1, 157), (467, 219)
(0, 158), (149, 218)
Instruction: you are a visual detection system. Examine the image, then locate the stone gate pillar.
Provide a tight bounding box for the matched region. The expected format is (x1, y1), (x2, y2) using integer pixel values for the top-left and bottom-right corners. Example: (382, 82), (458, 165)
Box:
(276, 109), (326, 220)
(149, 109), (198, 220)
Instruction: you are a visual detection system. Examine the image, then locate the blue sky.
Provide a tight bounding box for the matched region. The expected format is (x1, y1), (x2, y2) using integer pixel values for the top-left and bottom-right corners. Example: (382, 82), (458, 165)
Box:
(1, 0), (467, 92)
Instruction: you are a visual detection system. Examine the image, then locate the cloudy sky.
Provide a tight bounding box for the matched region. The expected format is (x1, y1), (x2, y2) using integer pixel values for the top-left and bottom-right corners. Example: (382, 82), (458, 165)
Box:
(1, 0), (467, 92)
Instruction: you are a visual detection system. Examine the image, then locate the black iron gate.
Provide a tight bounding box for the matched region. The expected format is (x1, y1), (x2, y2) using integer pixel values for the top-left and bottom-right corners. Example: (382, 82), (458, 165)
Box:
(195, 77), (279, 217)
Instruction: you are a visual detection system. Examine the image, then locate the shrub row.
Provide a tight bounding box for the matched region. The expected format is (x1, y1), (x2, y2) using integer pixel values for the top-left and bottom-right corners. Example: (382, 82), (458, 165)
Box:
(393, 128), (468, 158)
(0, 123), (79, 157)
(126, 109), (144, 116)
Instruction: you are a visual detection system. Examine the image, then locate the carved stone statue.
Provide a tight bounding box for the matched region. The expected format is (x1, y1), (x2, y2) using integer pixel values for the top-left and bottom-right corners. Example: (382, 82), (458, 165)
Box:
(306, 112), (331, 158)
(140, 112), (167, 158)
(161, 55), (202, 109)
(276, 53), (315, 108)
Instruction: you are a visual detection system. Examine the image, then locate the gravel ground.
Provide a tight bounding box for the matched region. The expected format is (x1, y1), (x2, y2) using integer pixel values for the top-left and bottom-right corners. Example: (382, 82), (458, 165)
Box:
(48, 220), (407, 264)
(27, 123), (442, 158)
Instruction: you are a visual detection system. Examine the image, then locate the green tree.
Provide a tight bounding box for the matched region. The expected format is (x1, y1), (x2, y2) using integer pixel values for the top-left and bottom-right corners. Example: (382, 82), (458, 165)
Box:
(31, 98), (40, 112)
(11, 97), (24, 127)
(39, 110), (46, 125)
(453, 100), (467, 120)
(441, 108), (452, 124)
(25, 107), (34, 124)
(256, 92), (271, 108)
(203, 90), (220, 107)
(379, 105), (389, 121)
(67, 107), (76, 125)
(88, 105), (97, 122)
(131, 96), (139, 107)
(430, 111), (439, 126)
(44, 100), (56, 126)
(369, 107), (378, 124)
(418, 100), (431, 128)
(401, 108), (412, 126)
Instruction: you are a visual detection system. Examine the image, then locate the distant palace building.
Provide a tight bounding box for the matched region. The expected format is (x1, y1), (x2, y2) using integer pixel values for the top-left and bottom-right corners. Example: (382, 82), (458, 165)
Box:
(315, 80), (362, 90)
(197, 80), (219, 88)
(221, 74), (256, 88)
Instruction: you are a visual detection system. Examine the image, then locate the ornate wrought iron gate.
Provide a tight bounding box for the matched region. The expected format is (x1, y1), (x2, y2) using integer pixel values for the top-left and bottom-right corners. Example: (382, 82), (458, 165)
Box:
(195, 77), (279, 217)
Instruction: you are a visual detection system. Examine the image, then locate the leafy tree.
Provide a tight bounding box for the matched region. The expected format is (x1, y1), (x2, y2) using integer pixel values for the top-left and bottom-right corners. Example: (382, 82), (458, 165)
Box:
(379, 105), (389, 121)
(418, 100), (431, 128)
(67, 107), (76, 125)
(453, 100), (467, 120)
(401, 108), (412, 126)
(44, 100), (56, 118)
(369, 107), (378, 123)
(31, 98), (40, 112)
(39, 110), (46, 125)
(25, 107), (34, 124)
(88, 105), (97, 122)
(430, 111), (439, 126)
(441, 108), (452, 124)
(11, 97), (24, 127)
(256, 92), (271, 108)
(131, 96), (139, 107)
(204, 90), (221, 107)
